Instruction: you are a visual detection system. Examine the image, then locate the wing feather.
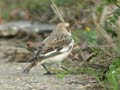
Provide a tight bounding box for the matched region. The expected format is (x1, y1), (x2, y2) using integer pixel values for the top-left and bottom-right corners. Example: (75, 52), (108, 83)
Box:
(38, 33), (72, 57)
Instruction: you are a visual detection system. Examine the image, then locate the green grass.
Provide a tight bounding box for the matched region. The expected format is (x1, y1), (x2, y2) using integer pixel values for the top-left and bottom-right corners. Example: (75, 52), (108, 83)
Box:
(72, 29), (97, 44)
(105, 58), (120, 90)
(55, 70), (70, 79)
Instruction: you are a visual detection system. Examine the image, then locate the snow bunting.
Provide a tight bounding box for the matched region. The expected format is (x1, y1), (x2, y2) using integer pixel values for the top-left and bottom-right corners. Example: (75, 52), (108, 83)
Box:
(23, 22), (74, 74)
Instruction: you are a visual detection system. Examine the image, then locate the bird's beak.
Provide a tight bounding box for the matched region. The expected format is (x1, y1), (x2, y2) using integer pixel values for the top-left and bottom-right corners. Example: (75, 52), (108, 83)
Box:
(65, 23), (71, 32)
(65, 23), (69, 27)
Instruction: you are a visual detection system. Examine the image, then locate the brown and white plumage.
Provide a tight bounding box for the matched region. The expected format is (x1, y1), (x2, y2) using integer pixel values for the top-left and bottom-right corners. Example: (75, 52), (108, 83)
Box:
(23, 23), (74, 74)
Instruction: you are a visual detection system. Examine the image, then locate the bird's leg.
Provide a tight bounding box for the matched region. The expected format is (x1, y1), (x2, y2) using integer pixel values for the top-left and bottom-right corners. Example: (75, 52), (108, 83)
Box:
(42, 64), (52, 74)
(59, 63), (71, 72)
(61, 65), (70, 72)
(61, 65), (73, 74)
(23, 61), (38, 74)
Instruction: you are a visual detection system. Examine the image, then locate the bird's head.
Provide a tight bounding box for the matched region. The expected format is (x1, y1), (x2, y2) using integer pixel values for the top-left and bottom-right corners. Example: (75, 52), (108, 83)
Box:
(57, 22), (69, 28)
(56, 22), (71, 33)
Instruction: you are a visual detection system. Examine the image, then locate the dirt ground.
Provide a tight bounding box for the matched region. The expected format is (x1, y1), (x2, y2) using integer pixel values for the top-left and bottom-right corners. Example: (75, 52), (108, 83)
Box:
(0, 39), (103, 90)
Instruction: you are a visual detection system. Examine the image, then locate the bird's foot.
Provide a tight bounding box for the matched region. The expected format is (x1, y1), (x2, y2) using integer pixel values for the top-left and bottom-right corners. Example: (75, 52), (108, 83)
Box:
(23, 68), (30, 74)
(44, 71), (53, 75)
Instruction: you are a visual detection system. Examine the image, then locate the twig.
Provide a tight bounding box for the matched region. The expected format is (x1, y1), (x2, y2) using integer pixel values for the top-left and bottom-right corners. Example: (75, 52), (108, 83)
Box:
(79, 52), (96, 66)
(111, 0), (120, 8)
(92, 8), (116, 48)
(51, 0), (65, 23)
(51, 0), (71, 32)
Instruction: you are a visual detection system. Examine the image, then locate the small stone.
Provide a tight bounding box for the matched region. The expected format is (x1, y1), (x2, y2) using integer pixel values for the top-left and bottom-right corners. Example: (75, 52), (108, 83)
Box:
(16, 66), (22, 70)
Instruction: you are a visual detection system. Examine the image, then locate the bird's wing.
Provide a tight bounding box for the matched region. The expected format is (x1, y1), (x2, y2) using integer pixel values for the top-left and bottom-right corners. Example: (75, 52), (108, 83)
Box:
(38, 33), (73, 58)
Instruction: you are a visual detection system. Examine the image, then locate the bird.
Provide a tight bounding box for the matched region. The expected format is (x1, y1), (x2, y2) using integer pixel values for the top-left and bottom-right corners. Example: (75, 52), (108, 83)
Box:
(23, 22), (74, 74)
